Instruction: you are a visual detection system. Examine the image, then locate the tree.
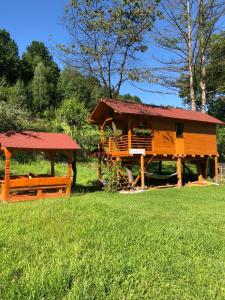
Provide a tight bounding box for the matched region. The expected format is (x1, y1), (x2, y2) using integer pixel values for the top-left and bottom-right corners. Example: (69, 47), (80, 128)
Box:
(197, 0), (225, 112)
(21, 41), (59, 83)
(179, 32), (225, 114)
(0, 101), (26, 132)
(119, 93), (142, 103)
(0, 29), (20, 84)
(152, 0), (198, 110)
(8, 79), (27, 108)
(32, 62), (51, 115)
(58, 0), (159, 98)
(21, 41), (60, 110)
(153, 0), (225, 111)
(57, 68), (105, 109)
(58, 97), (99, 153)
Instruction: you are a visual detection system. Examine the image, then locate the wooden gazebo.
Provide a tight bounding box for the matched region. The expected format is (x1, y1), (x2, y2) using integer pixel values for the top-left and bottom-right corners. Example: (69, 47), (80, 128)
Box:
(0, 131), (80, 202)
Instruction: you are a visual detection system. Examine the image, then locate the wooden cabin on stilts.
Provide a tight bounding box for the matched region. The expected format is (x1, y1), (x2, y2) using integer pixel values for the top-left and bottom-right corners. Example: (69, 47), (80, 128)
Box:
(90, 98), (224, 190)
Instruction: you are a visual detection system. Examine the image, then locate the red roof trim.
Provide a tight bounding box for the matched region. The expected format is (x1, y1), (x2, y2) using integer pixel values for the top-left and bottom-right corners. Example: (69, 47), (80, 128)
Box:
(91, 98), (224, 125)
(0, 131), (80, 150)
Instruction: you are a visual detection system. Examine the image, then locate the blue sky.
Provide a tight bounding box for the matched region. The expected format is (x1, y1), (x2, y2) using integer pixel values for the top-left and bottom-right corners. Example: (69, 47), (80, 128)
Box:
(0, 0), (181, 106)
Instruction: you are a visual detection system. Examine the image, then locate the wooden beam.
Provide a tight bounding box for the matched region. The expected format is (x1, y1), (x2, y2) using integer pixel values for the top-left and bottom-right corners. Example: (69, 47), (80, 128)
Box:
(102, 117), (113, 129)
(2, 148), (11, 201)
(141, 154), (145, 189)
(177, 157), (182, 187)
(132, 174), (141, 187)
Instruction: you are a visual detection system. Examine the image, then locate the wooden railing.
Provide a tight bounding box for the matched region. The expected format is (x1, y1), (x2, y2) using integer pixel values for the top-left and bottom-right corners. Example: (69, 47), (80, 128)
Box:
(107, 134), (152, 154)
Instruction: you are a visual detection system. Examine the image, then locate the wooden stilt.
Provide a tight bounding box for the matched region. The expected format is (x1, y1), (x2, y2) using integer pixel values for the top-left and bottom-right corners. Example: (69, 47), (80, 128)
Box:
(128, 119), (132, 151)
(183, 160), (186, 182)
(215, 156), (219, 183)
(197, 162), (203, 182)
(205, 157), (209, 179)
(177, 157), (182, 187)
(141, 154), (145, 189)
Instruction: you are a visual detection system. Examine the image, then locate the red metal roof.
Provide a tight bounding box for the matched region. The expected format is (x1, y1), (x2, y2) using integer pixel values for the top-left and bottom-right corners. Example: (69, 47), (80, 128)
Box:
(0, 131), (80, 150)
(90, 98), (224, 125)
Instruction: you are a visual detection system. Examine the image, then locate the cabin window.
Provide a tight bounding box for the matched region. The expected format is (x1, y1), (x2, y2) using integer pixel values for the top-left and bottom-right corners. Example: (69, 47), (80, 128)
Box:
(176, 123), (184, 138)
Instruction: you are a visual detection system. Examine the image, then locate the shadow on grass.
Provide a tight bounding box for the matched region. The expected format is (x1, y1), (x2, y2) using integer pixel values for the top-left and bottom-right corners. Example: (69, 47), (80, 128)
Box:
(71, 183), (102, 196)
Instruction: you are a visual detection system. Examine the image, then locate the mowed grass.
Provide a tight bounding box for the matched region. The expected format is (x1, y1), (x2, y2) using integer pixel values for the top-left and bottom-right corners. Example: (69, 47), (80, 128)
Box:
(0, 160), (225, 298)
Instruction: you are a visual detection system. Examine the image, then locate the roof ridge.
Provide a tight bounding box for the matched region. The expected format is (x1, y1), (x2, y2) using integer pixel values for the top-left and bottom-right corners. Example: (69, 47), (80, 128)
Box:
(102, 98), (198, 113)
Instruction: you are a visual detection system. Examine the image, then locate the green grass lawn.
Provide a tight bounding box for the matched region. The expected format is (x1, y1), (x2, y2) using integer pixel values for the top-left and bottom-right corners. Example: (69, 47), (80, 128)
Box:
(0, 160), (225, 299)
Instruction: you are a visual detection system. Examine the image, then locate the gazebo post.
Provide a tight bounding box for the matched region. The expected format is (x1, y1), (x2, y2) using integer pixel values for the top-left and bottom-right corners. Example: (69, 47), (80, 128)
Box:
(49, 151), (55, 177)
(66, 151), (73, 195)
(2, 148), (11, 201)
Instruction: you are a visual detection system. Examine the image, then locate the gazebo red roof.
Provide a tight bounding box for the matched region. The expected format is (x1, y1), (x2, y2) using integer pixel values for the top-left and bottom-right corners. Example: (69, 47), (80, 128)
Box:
(90, 98), (224, 125)
(0, 131), (80, 151)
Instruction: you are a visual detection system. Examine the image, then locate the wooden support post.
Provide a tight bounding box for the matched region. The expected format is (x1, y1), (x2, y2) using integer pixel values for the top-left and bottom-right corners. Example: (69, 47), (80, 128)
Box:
(197, 162), (203, 182)
(141, 154), (145, 189)
(215, 156), (219, 183)
(66, 152), (73, 195)
(72, 151), (77, 188)
(49, 152), (55, 177)
(177, 157), (182, 187)
(128, 119), (132, 151)
(2, 149), (11, 201)
(183, 160), (186, 181)
(205, 157), (209, 179)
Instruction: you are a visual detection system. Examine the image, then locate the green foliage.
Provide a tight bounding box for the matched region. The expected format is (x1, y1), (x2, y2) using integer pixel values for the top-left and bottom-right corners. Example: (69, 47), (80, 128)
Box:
(0, 101), (27, 132)
(21, 41), (59, 85)
(58, 97), (100, 153)
(133, 128), (152, 137)
(8, 79), (28, 108)
(0, 29), (20, 84)
(118, 93), (142, 103)
(103, 163), (121, 192)
(217, 126), (225, 161)
(0, 77), (9, 102)
(57, 68), (104, 110)
(32, 62), (51, 115)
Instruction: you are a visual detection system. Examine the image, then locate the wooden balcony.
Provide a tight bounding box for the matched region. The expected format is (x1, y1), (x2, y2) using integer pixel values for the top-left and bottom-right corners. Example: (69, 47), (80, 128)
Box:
(105, 135), (153, 156)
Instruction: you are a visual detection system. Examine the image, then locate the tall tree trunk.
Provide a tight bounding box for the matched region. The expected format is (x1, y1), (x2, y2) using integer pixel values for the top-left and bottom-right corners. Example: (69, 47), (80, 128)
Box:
(187, 0), (196, 111)
(199, 0), (207, 113)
